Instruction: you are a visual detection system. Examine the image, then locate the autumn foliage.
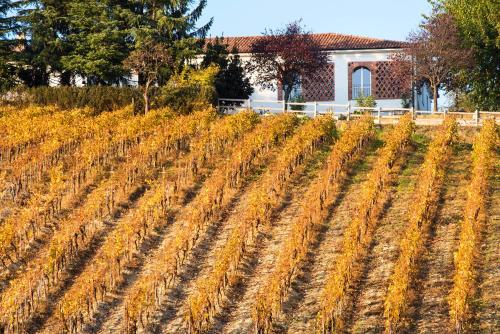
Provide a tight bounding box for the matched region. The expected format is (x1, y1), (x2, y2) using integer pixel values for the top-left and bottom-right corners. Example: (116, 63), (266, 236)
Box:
(317, 114), (414, 333)
(0, 106), (496, 334)
(122, 113), (298, 333)
(384, 117), (457, 333)
(252, 115), (375, 334)
(185, 116), (336, 333)
(448, 120), (498, 333)
(0, 108), (216, 333)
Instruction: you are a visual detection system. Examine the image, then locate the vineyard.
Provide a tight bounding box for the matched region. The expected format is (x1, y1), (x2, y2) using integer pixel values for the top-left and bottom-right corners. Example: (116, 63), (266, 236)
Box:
(0, 106), (498, 334)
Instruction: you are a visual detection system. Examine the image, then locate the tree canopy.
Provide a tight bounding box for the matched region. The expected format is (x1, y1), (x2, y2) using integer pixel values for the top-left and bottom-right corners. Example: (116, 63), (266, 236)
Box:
(1, 0), (212, 88)
(392, 12), (473, 112)
(247, 20), (328, 105)
(0, 0), (17, 91)
(201, 37), (254, 100)
(434, 0), (500, 110)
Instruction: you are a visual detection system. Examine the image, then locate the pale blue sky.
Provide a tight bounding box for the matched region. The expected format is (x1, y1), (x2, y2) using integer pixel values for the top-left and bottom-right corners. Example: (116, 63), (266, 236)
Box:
(200, 0), (432, 41)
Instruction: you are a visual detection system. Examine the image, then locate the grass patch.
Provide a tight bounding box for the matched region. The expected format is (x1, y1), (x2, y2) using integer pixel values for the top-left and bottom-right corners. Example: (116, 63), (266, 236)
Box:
(396, 132), (431, 191)
(351, 134), (384, 183)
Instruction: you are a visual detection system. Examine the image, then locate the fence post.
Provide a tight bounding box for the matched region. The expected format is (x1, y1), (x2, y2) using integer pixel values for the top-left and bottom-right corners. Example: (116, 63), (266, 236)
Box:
(410, 107), (415, 120)
(282, 100), (286, 113)
(314, 102), (318, 118)
(347, 103), (351, 121)
(247, 99), (252, 109)
(475, 109), (479, 125)
(377, 107), (381, 124)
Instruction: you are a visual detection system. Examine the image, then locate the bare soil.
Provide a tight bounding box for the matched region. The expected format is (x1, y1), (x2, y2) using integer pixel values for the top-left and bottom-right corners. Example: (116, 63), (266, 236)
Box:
(347, 136), (428, 334)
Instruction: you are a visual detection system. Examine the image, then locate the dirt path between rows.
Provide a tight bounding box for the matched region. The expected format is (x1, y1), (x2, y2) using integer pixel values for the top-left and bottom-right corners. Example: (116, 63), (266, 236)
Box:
(210, 149), (330, 334)
(347, 139), (427, 333)
(277, 144), (380, 334)
(475, 157), (500, 334)
(412, 142), (472, 333)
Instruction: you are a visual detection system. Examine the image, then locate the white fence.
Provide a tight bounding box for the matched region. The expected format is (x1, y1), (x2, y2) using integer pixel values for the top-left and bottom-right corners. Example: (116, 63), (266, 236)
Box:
(217, 98), (500, 127)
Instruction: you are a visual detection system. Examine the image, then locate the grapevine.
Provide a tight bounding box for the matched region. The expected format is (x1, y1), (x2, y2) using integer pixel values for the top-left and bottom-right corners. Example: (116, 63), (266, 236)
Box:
(50, 111), (259, 333)
(448, 120), (498, 333)
(0, 109), (216, 334)
(185, 116), (336, 334)
(252, 115), (375, 334)
(383, 117), (457, 333)
(0, 107), (174, 270)
(0, 105), (60, 164)
(316, 114), (414, 333)
(122, 113), (298, 333)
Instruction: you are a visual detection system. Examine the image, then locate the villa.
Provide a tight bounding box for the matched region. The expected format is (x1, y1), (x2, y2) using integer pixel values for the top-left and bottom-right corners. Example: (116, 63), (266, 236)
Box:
(203, 33), (431, 110)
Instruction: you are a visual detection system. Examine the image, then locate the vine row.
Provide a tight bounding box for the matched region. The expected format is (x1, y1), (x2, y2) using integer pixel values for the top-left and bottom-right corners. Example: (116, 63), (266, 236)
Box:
(316, 114), (414, 333)
(122, 113), (298, 334)
(252, 115), (375, 334)
(186, 116), (336, 333)
(0, 109), (216, 334)
(448, 120), (497, 333)
(383, 117), (457, 333)
(51, 111), (259, 333)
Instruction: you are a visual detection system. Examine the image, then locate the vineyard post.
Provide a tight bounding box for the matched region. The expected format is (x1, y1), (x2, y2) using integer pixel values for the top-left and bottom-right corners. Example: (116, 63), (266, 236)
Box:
(347, 103), (351, 120)
(475, 109), (479, 126)
(282, 100), (286, 113)
(410, 107), (415, 120)
(314, 102), (318, 118)
(377, 107), (382, 124)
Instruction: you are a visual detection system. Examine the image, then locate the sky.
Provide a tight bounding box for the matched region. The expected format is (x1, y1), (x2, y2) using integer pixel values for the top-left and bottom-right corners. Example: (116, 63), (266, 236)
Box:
(200, 0), (433, 42)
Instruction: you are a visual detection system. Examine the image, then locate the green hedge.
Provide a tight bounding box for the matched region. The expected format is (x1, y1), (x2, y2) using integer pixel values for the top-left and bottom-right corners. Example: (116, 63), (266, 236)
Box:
(2, 79), (216, 115)
(8, 86), (143, 113)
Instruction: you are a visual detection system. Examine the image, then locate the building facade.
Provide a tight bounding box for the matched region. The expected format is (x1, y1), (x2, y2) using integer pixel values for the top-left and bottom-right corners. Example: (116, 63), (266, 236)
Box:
(203, 33), (431, 110)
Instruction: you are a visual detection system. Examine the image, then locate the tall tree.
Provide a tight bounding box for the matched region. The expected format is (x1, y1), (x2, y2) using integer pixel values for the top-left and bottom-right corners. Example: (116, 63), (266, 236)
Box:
(392, 13), (473, 112)
(0, 0), (13, 38)
(13, 0), (73, 86)
(129, 0), (213, 83)
(201, 37), (254, 100)
(0, 0), (17, 91)
(123, 40), (172, 114)
(437, 0), (500, 110)
(61, 0), (131, 85)
(247, 20), (327, 106)
(2, 0), (212, 88)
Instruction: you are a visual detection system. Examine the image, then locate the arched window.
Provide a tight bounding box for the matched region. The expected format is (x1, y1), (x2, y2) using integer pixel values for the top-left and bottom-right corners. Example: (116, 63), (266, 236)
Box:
(352, 67), (371, 99)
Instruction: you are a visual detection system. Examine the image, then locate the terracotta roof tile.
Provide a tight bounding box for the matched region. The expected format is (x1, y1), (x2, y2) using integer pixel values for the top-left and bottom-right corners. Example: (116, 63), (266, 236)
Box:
(205, 33), (405, 53)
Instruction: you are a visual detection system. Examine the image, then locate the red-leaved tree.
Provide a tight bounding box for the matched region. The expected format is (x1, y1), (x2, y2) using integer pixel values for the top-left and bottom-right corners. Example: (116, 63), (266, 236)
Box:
(391, 13), (473, 112)
(247, 21), (328, 107)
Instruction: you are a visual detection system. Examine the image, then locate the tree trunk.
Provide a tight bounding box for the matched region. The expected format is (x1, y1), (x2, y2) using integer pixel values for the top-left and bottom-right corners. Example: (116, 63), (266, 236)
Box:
(143, 81), (150, 114)
(284, 86), (293, 111)
(60, 71), (72, 86)
(432, 84), (438, 113)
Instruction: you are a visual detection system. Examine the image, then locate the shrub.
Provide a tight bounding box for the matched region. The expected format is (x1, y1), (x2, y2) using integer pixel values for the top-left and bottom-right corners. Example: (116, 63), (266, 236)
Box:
(356, 93), (377, 108)
(290, 95), (306, 111)
(2, 66), (218, 115)
(158, 66), (218, 115)
(6, 86), (142, 114)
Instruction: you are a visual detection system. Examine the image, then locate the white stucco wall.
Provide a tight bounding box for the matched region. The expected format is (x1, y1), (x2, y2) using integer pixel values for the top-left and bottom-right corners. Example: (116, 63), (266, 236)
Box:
(329, 49), (401, 107)
(201, 49), (419, 109)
